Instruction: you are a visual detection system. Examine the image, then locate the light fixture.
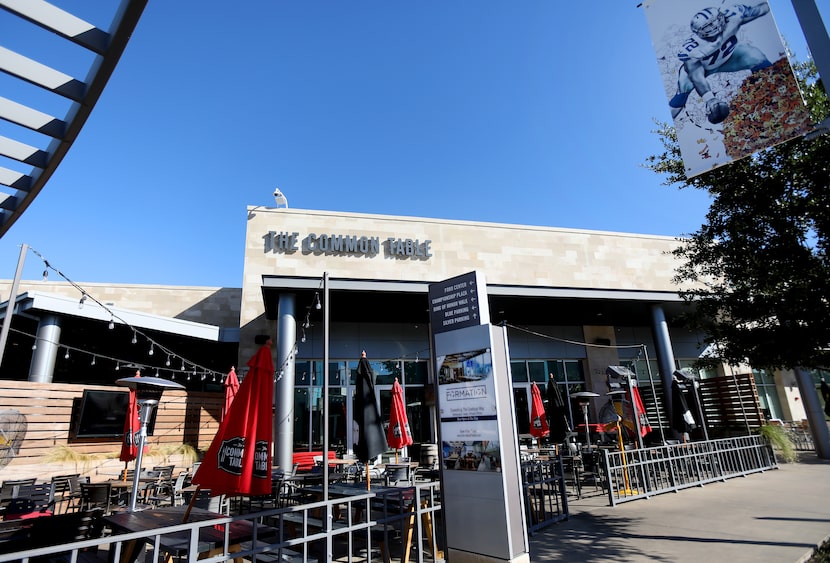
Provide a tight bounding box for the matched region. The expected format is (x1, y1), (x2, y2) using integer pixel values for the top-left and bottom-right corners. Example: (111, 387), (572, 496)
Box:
(148, 344), (154, 356)
(314, 294), (321, 310)
(303, 319), (310, 329)
(31, 341), (37, 351)
(42, 270), (48, 281)
(273, 187), (289, 208)
(131, 331), (137, 345)
(181, 360), (186, 371)
(108, 317), (115, 330)
(155, 369), (160, 377)
(78, 293), (87, 309)
(91, 355), (96, 366)
(301, 329), (306, 343)
(64, 348), (70, 359)
(115, 363), (120, 371)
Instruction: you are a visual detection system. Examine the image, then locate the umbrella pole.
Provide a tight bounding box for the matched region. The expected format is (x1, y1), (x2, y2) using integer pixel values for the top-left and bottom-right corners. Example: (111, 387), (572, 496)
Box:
(182, 484), (201, 523)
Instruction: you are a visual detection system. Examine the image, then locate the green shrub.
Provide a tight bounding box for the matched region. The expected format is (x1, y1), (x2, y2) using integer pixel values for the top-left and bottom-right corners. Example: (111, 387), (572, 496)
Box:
(757, 424), (796, 463)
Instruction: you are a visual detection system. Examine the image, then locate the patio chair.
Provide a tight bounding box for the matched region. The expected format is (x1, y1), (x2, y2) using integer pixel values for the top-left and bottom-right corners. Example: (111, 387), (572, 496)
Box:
(384, 463), (413, 486)
(79, 482), (114, 515)
(181, 488), (229, 515)
(148, 471), (188, 507)
(49, 473), (80, 514)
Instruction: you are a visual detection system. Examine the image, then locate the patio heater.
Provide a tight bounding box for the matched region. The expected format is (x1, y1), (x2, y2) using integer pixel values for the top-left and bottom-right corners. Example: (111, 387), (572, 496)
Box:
(571, 391), (600, 450)
(116, 375), (185, 511)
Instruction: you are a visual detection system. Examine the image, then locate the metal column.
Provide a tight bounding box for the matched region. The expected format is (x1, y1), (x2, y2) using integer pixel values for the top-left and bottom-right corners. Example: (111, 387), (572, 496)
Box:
(275, 293), (296, 471)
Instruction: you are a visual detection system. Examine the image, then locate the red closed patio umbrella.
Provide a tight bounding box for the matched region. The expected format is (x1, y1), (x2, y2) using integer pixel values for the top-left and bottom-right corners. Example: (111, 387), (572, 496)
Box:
(192, 336), (274, 499)
(387, 378), (412, 462)
(221, 366), (239, 422)
(119, 372), (144, 465)
(529, 382), (550, 439)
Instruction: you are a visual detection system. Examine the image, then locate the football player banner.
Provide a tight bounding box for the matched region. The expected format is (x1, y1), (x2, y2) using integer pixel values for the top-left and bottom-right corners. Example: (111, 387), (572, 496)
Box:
(642, 0), (813, 178)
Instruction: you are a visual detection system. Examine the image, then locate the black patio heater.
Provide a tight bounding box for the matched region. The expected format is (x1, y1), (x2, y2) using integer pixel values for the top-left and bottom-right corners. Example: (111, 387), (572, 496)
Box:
(116, 375), (185, 511)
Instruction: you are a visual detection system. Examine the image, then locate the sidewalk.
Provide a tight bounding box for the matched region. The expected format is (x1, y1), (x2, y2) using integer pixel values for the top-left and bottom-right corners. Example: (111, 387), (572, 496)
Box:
(528, 454), (830, 562)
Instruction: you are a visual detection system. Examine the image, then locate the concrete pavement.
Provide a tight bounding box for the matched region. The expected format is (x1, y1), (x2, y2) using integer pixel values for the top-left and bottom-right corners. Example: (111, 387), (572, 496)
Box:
(527, 454), (830, 562)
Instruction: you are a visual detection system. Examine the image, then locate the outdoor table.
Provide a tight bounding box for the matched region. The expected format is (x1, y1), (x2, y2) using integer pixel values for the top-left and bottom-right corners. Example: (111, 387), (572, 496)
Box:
(104, 505), (275, 563)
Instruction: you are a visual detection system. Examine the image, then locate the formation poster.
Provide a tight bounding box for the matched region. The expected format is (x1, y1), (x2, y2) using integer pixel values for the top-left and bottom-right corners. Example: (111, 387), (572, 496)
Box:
(437, 348), (502, 472)
(643, 0), (812, 178)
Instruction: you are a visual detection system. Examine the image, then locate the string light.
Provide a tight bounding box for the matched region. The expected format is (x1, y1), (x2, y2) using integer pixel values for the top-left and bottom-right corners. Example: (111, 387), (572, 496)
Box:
(314, 293), (321, 310)
(301, 329), (306, 343)
(115, 362), (120, 371)
(148, 344), (154, 356)
(27, 246), (225, 381)
(91, 355), (96, 366)
(166, 355), (171, 367)
(64, 348), (69, 359)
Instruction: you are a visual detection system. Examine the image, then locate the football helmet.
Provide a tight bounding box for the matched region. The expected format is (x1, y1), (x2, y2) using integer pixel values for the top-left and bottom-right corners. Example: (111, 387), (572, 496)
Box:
(691, 8), (725, 39)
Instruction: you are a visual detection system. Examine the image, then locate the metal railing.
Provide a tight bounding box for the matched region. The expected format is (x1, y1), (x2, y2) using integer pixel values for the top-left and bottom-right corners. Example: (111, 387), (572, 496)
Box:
(602, 436), (777, 506)
(0, 481), (443, 563)
(520, 457), (569, 534)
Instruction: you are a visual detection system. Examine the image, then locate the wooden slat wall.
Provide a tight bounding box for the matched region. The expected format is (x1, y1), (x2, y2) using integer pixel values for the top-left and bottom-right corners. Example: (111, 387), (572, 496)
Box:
(0, 380), (222, 465)
(697, 372), (765, 436)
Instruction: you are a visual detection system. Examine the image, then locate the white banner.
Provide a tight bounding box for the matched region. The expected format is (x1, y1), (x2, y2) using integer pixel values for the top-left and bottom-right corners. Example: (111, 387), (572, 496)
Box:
(643, 1), (813, 178)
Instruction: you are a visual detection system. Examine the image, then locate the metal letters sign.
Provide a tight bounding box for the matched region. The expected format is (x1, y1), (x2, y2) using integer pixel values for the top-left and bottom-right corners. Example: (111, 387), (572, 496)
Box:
(643, 0), (812, 178)
(428, 271), (490, 335)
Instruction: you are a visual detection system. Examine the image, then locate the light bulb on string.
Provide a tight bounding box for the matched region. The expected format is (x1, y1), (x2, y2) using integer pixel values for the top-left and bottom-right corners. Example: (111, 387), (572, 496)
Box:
(31, 341), (37, 351)
(155, 369), (159, 377)
(314, 294), (321, 310)
(108, 317), (115, 330)
(131, 331), (137, 345)
(301, 329), (306, 343)
(200, 373), (206, 381)
(148, 344), (154, 356)
(115, 362), (120, 371)
(166, 355), (171, 367)
(78, 293), (87, 309)
(181, 360), (186, 371)
(187, 372), (191, 381)
(42, 270), (48, 281)
(171, 372), (176, 380)
(64, 348), (70, 360)
(91, 355), (96, 366)
(303, 318), (310, 329)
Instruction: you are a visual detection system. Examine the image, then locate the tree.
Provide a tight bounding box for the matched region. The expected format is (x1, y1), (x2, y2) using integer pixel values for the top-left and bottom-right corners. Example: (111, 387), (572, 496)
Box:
(644, 61), (830, 370)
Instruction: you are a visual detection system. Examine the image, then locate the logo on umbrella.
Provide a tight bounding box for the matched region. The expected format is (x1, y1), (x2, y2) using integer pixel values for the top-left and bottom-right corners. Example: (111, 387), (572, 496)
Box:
(217, 437), (269, 479)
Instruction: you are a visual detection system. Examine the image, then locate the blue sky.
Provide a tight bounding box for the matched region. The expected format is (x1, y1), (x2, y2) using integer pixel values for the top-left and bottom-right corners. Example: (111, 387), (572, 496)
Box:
(0, 1), (824, 289)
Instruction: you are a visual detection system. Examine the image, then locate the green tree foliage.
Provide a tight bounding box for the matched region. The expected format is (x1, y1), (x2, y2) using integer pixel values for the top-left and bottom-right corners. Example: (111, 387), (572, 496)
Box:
(644, 61), (830, 370)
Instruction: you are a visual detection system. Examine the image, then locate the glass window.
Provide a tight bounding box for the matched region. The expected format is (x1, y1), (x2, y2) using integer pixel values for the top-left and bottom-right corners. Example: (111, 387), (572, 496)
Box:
(294, 388), (310, 451)
(404, 361), (428, 385)
(528, 361), (546, 383)
(514, 388), (530, 435)
(295, 361), (312, 386)
(511, 361), (528, 382)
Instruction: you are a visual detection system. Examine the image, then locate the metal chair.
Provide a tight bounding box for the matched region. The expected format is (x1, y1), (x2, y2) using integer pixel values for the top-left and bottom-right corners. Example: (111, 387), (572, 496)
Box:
(384, 463), (413, 486)
(49, 473), (81, 514)
(79, 482), (114, 515)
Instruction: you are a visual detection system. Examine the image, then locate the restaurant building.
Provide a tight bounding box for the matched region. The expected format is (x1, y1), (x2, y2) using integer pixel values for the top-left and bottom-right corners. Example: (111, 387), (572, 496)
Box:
(0, 206), (817, 462)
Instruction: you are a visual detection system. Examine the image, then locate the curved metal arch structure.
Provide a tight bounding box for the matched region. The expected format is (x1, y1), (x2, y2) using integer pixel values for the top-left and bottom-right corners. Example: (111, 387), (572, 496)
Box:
(0, 0), (148, 237)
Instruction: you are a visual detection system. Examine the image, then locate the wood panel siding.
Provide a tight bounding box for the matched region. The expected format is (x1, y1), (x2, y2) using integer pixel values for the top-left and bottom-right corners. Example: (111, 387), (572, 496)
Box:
(0, 380), (222, 482)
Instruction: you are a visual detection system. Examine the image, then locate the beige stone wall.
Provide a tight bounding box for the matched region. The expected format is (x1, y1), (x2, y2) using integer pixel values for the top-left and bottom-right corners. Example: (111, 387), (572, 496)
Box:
(0, 281), (241, 329)
(241, 207), (687, 331)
